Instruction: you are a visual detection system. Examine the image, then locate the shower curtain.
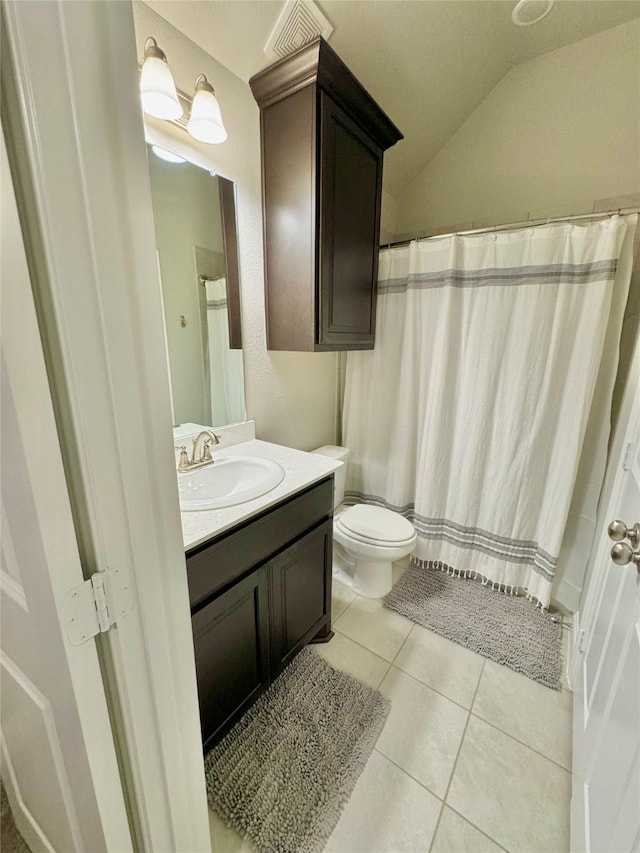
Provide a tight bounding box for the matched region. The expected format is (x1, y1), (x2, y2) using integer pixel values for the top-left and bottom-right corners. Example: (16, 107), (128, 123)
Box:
(204, 278), (245, 426)
(343, 216), (637, 608)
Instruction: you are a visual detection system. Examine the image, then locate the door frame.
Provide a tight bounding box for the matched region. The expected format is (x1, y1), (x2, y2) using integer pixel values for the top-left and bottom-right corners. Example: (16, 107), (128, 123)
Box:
(569, 301), (640, 686)
(568, 249), (640, 849)
(569, 360), (640, 851)
(2, 2), (210, 850)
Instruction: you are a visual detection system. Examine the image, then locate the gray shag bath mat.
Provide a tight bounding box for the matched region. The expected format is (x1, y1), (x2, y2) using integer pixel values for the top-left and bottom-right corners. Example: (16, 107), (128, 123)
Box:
(204, 647), (390, 853)
(385, 561), (563, 690)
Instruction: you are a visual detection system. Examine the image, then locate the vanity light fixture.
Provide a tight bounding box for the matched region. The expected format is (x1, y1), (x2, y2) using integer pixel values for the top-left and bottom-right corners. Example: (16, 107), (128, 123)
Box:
(140, 38), (228, 145)
(151, 145), (187, 164)
(140, 37), (183, 120)
(187, 75), (228, 144)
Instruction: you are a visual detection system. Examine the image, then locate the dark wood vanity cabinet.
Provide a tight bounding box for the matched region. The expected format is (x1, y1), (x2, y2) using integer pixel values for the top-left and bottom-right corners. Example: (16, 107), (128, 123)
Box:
(191, 567), (271, 752)
(250, 37), (403, 352)
(269, 519), (333, 676)
(186, 478), (333, 752)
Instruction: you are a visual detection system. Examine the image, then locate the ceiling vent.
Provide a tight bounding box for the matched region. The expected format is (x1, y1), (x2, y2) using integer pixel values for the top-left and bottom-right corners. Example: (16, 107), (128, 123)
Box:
(264, 0), (333, 62)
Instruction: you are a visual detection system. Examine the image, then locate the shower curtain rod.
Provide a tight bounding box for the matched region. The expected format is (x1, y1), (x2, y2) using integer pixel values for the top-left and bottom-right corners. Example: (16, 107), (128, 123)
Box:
(381, 206), (640, 249)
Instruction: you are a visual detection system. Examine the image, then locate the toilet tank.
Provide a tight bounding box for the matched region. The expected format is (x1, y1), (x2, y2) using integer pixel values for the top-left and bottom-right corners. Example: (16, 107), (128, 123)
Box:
(311, 445), (350, 509)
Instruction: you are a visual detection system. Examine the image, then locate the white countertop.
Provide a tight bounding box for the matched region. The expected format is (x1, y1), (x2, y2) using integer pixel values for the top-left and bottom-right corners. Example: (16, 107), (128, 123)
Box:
(180, 439), (341, 552)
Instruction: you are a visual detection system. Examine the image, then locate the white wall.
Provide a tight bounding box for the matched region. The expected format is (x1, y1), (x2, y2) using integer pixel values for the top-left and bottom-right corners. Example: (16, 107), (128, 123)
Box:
(133, 1), (338, 450)
(395, 19), (640, 237)
(380, 189), (398, 244)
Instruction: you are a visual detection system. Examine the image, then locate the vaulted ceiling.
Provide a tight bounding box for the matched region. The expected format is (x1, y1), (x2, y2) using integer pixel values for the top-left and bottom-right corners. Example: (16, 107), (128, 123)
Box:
(144, 0), (640, 197)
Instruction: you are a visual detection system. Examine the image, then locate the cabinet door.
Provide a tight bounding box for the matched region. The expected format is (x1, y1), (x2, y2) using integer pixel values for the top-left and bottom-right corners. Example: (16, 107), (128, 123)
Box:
(318, 92), (383, 350)
(192, 567), (270, 752)
(270, 519), (333, 676)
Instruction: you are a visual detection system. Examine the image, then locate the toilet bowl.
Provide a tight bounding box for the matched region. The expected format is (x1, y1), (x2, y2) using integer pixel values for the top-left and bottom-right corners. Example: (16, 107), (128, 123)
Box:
(311, 446), (417, 598)
(334, 503), (416, 597)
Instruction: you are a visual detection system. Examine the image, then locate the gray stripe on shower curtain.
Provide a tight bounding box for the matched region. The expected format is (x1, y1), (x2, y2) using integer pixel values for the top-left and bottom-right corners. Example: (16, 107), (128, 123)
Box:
(344, 491), (556, 579)
(378, 259), (618, 294)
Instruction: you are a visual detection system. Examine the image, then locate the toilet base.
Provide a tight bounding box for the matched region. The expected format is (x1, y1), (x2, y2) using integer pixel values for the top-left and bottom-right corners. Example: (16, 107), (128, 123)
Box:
(332, 548), (394, 599)
(332, 547), (355, 590)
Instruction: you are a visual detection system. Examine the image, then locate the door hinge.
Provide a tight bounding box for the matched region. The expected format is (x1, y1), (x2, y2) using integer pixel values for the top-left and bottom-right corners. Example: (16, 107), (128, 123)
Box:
(578, 627), (588, 654)
(622, 441), (636, 471)
(65, 566), (134, 646)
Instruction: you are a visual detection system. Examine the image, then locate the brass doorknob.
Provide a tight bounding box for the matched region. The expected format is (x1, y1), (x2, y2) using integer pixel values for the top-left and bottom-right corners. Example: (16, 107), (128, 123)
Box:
(610, 542), (640, 568)
(607, 520), (640, 547)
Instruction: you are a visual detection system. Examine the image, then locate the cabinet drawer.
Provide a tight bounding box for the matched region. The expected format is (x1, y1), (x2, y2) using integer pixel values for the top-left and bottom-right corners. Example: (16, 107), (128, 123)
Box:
(187, 476), (333, 611)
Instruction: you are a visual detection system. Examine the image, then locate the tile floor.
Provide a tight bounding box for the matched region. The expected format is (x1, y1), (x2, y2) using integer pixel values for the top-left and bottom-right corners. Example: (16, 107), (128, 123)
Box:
(209, 568), (573, 853)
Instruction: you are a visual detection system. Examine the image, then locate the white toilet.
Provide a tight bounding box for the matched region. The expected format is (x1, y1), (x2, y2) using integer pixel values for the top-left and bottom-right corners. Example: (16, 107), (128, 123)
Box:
(311, 446), (417, 598)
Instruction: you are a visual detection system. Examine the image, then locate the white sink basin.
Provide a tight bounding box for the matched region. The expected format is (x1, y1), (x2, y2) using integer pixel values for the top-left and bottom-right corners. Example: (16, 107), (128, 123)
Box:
(178, 455), (285, 511)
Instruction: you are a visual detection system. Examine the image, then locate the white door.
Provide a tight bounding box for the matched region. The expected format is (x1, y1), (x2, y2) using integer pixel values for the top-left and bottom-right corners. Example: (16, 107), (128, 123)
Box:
(571, 366), (640, 852)
(3, 2), (211, 849)
(0, 131), (133, 852)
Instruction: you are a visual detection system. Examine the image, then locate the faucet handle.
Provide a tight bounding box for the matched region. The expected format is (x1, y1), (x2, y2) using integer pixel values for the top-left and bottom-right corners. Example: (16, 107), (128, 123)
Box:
(174, 445), (189, 471)
(201, 433), (221, 462)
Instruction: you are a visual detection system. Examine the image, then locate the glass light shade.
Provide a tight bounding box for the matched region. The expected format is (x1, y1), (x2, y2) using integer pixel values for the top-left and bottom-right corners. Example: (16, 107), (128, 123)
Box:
(140, 56), (183, 120)
(151, 146), (187, 164)
(187, 89), (227, 144)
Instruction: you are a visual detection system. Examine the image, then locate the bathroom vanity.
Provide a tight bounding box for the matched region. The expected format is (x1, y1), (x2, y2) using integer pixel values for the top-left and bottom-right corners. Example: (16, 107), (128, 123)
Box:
(180, 435), (341, 752)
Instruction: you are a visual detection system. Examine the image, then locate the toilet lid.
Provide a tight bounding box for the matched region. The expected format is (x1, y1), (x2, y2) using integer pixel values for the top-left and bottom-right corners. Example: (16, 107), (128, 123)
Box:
(338, 505), (415, 544)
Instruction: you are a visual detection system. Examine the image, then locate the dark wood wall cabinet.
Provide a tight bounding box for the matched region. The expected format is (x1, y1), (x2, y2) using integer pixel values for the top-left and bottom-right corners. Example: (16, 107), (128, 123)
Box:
(186, 477), (334, 753)
(250, 37), (403, 352)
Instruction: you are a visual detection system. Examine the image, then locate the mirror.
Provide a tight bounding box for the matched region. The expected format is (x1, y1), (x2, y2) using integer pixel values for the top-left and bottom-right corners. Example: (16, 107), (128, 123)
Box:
(146, 145), (245, 428)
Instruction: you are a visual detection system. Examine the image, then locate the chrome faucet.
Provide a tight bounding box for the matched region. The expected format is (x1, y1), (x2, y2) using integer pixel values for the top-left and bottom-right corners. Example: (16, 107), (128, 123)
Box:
(175, 430), (221, 472)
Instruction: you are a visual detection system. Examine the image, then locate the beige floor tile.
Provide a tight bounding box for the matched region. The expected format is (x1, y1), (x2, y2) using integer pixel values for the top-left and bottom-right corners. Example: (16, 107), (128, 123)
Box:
(431, 807), (505, 853)
(331, 579), (356, 620)
(394, 624), (485, 709)
(377, 667), (468, 798)
(314, 630), (390, 689)
(473, 661), (573, 769)
(447, 716), (571, 853)
(208, 809), (253, 853)
(334, 596), (413, 662)
(324, 750), (441, 853)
